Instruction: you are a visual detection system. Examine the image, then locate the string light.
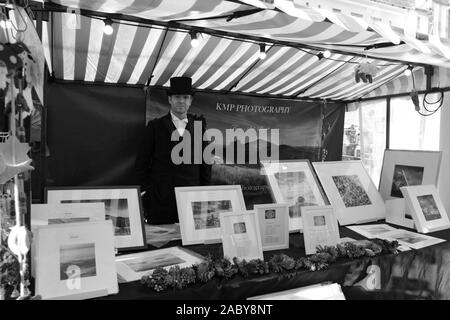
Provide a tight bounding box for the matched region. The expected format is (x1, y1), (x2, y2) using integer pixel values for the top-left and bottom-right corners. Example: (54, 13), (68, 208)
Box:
(323, 50), (331, 58)
(103, 18), (113, 35)
(190, 31), (199, 48)
(313, 52), (324, 62)
(404, 65), (413, 76)
(258, 43), (267, 59)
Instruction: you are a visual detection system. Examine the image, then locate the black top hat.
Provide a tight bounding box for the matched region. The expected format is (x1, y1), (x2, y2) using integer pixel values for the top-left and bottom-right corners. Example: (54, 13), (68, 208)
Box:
(167, 77), (194, 95)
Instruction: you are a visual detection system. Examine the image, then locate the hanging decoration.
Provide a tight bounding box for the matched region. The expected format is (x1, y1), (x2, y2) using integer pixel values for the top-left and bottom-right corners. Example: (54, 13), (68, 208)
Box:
(0, 2), (38, 300)
(140, 239), (400, 292)
(354, 61), (379, 83)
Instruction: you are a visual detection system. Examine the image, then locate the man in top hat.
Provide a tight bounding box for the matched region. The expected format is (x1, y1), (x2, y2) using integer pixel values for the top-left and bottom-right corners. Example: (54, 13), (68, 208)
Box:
(135, 77), (212, 224)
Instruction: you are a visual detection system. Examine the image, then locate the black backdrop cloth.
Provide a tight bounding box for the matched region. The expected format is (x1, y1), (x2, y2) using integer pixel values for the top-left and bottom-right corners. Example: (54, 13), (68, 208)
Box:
(100, 226), (450, 300)
(45, 82), (146, 187)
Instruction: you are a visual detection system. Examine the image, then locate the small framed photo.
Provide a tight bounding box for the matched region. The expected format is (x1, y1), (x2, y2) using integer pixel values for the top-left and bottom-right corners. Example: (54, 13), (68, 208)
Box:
(31, 203), (106, 227)
(261, 160), (328, 232)
(302, 206), (340, 254)
(312, 161), (385, 226)
(379, 229), (445, 250)
(379, 150), (442, 201)
(34, 220), (118, 300)
(253, 203), (289, 251)
(45, 186), (147, 251)
(220, 210), (263, 261)
(115, 246), (204, 283)
(174, 185), (246, 245)
(400, 184), (450, 233)
(346, 224), (398, 239)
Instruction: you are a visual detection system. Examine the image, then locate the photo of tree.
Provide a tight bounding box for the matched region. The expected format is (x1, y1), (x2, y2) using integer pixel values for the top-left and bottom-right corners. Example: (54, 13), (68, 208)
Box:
(390, 164), (424, 198)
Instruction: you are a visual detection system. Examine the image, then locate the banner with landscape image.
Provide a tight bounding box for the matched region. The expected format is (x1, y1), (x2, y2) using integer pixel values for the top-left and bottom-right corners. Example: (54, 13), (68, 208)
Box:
(147, 88), (344, 209)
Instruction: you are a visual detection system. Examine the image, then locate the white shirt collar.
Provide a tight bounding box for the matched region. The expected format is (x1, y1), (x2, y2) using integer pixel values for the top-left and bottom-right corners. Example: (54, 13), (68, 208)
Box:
(170, 111), (188, 123)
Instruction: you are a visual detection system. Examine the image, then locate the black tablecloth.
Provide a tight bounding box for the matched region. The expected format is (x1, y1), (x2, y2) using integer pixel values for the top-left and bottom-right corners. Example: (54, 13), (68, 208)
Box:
(99, 223), (450, 300)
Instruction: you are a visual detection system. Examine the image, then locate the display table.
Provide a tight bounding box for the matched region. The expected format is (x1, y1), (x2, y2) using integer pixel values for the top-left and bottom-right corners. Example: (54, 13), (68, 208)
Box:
(99, 224), (450, 300)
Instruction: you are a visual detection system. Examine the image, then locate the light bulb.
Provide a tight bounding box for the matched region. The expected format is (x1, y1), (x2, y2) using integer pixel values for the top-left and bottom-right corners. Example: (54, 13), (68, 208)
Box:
(259, 43), (266, 60)
(323, 50), (331, 58)
(103, 19), (113, 35)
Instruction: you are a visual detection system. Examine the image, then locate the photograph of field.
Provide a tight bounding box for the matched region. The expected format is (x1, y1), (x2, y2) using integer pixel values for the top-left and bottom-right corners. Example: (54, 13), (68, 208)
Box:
(332, 175), (372, 207)
(61, 198), (130, 236)
(191, 200), (232, 230)
(417, 194), (442, 221)
(390, 164), (424, 198)
(60, 243), (96, 280)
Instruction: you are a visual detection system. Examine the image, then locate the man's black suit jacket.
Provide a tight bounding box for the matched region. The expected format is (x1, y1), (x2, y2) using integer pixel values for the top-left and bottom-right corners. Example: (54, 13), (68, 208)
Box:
(135, 112), (212, 224)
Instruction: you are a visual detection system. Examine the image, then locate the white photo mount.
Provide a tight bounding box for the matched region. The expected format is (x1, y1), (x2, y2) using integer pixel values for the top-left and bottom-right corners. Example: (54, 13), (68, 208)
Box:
(115, 246), (204, 282)
(220, 210), (264, 261)
(175, 185), (246, 245)
(301, 206), (340, 255)
(379, 229), (446, 250)
(31, 203), (106, 227)
(379, 149), (442, 201)
(45, 186), (147, 252)
(385, 198), (415, 229)
(312, 161), (386, 226)
(254, 203), (289, 251)
(34, 220), (118, 300)
(401, 184), (450, 233)
(261, 160), (328, 233)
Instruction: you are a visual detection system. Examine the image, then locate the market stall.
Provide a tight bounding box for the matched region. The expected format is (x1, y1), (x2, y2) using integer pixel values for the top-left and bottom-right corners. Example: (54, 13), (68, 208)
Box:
(1, 0), (450, 301)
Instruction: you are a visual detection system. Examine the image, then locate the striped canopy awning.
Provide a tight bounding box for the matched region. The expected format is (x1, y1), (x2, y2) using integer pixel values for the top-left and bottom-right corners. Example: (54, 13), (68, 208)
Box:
(38, 0), (450, 101)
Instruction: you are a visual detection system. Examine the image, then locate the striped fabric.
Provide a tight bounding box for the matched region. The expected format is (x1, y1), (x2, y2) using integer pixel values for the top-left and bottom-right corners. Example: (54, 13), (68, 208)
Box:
(42, 0), (450, 100)
(42, 12), (415, 100)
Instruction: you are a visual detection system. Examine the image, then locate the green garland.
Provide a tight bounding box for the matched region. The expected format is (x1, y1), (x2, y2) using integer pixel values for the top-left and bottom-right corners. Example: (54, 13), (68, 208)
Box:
(0, 245), (20, 299)
(141, 239), (400, 292)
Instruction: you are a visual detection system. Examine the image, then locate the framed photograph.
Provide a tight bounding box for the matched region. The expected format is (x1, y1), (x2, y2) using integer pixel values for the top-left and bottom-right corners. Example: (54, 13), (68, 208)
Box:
(261, 160), (328, 232)
(174, 185), (246, 245)
(248, 282), (346, 300)
(379, 149), (442, 201)
(30, 203), (106, 279)
(220, 210), (264, 261)
(346, 224), (398, 239)
(45, 186), (147, 251)
(34, 220), (118, 299)
(302, 206), (340, 254)
(115, 246), (204, 283)
(253, 203), (289, 251)
(400, 184), (450, 233)
(31, 203), (106, 227)
(312, 161), (386, 226)
(378, 229), (445, 250)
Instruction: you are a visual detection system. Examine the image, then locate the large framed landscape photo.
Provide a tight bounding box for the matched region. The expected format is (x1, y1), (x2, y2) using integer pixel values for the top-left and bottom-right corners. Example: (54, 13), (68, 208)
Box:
(261, 160), (328, 232)
(175, 185), (246, 245)
(312, 161), (385, 226)
(379, 149), (442, 201)
(45, 186), (146, 251)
